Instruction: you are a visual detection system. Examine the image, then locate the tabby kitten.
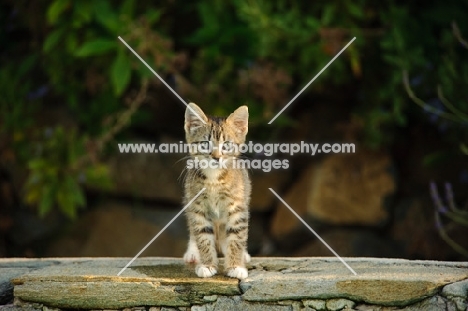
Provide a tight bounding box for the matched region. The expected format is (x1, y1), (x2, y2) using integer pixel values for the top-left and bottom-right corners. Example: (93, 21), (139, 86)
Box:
(183, 103), (251, 280)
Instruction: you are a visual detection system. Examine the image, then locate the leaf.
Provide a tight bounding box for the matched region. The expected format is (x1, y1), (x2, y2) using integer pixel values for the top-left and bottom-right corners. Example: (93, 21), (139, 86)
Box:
(92, 0), (120, 33)
(422, 151), (451, 167)
(43, 28), (65, 52)
(28, 159), (47, 170)
(321, 5), (335, 25)
(47, 0), (70, 25)
(120, 0), (136, 17)
(111, 51), (132, 96)
(56, 183), (77, 219)
(39, 184), (55, 218)
(145, 9), (162, 25)
(18, 54), (38, 78)
(73, 1), (93, 26)
(347, 2), (364, 19)
(86, 164), (113, 190)
(65, 175), (86, 207)
(460, 143), (468, 155)
(75, 39), (117, 57)
(25, 184), (41, 205)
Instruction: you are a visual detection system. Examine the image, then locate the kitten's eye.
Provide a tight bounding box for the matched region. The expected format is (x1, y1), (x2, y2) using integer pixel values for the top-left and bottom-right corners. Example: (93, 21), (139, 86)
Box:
(198, 141), (212, 152)
(222, 141), (234, 152)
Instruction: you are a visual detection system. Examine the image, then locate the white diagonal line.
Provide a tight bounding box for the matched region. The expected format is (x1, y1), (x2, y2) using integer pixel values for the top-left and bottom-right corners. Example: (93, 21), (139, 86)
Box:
(117, 36), (206, 124)
(268, 37), (356, 124)
(117, 188), (206, 276)
(268, 188), (357, 275)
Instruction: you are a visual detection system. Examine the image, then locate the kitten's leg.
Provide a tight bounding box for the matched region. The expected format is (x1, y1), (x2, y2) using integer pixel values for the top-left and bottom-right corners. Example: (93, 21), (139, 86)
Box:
(224, 205), (249, 280)
(183, 236), (200, 264)
(186, 210), (218, 278)
(220, 240), (251, 263)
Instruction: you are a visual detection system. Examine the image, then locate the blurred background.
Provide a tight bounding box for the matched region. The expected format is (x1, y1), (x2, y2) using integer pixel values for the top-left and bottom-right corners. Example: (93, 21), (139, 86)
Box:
(1, 0), (468, 261)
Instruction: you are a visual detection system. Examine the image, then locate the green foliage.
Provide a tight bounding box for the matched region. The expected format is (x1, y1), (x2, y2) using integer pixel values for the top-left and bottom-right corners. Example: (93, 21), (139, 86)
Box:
(25, 128), (111, 219)
(2, 0), (468, 219)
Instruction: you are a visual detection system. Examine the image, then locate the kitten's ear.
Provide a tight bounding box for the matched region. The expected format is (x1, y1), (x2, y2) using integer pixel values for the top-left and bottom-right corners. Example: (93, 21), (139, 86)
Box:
(227, 105), (249, 136)
(185, 103), (208, 133)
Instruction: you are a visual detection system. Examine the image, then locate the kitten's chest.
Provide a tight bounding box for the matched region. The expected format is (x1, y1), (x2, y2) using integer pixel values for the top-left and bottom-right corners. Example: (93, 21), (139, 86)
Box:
(203, 184), (229, 220)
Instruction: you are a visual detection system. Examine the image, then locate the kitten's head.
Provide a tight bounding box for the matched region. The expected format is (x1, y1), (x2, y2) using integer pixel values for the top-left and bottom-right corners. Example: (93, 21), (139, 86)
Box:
(184, 103), (248, 165)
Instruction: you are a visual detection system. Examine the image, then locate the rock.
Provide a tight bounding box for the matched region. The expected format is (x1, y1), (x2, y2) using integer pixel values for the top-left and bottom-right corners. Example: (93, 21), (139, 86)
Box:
(277, 300), (302, 311)
(241, 258), (468, 306)
(307, 150), (395, 225)
(12, 258), (240, 309)
(294, 229), (403, 258)
(302, 299), (326, 310)
(0, 303), (43, 311)
(203, 295), (218, 302)
(0, 259), (60, 305)
(0, 269), (30, 305)
(46, 202), (187, 257)
(448, 297), (467, 311)
(248, 212), (275, 256)
(104, 141), (184, 202)
(270, 150), (395, 243)
(391, 197), (457, 261)
(6, 257), (468, 310)
(442, 276), (468, 298)
(399, 296), (447, 311)
(205, 296), (293, 311)
(270, 165), (315, 241)
(326, 298), (355, 310)
(250, 169), (291, 212)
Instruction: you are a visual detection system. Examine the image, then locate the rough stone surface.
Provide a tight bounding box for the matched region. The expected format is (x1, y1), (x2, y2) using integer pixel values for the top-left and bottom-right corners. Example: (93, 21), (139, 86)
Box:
(105, 146), (184, 202)
(10, 258), (239, 309)
(442, 278), (468, 298)
(0, 259), (60, 305)
(294, 229), (402, 258)
(325, 298), (355, 310)
(241, 258), (468, 306)
(199, 296), (293, 311)
(302, 299), (326, 310)
(308, 151), (395, 225)
(402, 296), (448, 311)
(0, 269), (29, 305)
(1, 257), (467, 310)
(449, 297), (467, 311)
(250, 169), (291, 212)
(46, 204), (187, 257)
(391, 197), (457, 261)
(271, 165), (314, 240)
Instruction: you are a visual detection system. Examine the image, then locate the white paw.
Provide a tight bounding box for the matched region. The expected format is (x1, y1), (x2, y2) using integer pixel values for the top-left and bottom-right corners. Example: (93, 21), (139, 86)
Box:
(244, 252), (251, 263)
(183, 243), (200, 264)
(196, 265), (217, 278)
(226, 267), (248, 280)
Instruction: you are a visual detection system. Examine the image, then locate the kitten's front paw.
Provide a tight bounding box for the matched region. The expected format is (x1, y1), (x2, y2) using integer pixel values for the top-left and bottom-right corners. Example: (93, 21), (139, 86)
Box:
(195, 265), (217, 278)
(183, 244), (200, 264)
(226, 267), (248, 280)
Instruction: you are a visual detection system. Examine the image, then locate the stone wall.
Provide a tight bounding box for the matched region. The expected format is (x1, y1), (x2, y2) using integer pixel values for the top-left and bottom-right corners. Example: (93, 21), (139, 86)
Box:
(1, 257), (467, 311)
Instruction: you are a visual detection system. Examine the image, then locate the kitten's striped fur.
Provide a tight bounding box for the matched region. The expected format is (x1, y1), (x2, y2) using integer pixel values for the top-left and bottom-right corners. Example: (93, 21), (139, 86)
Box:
(183, 103), (251, 279)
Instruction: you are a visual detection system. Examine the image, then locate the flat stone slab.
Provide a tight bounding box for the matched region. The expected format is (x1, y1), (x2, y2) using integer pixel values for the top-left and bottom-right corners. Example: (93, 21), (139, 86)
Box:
(4, 257), (468, 309)
(241, 257), (468, 306)
(10, 258), (239, 309)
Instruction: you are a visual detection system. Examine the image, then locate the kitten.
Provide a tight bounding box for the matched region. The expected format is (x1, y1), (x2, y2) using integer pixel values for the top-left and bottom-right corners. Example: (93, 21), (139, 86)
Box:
(183, 103), (251, 280)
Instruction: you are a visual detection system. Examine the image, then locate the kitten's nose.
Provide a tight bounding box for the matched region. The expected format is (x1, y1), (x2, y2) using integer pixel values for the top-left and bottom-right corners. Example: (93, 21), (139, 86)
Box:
(211, 149), (221, 161)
